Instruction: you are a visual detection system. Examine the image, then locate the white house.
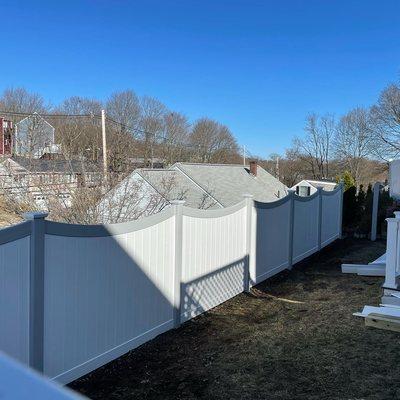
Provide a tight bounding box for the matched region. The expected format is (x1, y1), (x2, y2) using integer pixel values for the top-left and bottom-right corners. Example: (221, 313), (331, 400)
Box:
(15, 113), (56, 158)
(291, 179), (337, 197)
(0, 156), (101, 208)
(98, 161), (288, 223)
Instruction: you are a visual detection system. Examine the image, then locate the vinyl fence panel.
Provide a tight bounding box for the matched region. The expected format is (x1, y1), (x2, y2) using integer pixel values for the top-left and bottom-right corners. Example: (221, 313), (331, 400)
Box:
(181, 202), (247, 322)
(0, 184), (343, 385)
(43, 210), (176, 383)
(292, 193), (320, 263)
(0, 223), (31, 364)
(321, 187), (342, 247)
(250, 197), (292, 285)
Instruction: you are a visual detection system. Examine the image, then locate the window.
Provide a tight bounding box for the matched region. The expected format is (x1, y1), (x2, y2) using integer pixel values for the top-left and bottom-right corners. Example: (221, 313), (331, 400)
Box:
(297, 185), (311, 197)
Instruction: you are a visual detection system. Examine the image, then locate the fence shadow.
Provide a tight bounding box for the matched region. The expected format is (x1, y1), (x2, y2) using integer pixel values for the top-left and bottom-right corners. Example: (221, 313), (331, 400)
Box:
(180, 257), (247, 322)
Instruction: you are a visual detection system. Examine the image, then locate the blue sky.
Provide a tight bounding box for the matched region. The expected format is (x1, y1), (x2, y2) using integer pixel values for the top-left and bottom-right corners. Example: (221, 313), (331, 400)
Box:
(1, 0), (400, 157)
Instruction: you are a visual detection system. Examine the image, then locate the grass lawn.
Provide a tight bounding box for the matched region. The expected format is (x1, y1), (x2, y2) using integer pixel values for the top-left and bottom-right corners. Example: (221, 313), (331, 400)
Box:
(70, 238), (400, 400)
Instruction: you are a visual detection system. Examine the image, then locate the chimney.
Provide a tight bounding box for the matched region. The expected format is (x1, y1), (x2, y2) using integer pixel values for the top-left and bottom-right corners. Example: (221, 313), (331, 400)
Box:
(249, 160), (257, 176)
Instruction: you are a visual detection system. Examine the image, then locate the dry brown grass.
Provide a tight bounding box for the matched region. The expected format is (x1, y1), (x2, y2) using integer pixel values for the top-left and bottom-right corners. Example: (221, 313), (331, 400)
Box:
(70, 239), (400, 400)
(0, 195), (24, 227)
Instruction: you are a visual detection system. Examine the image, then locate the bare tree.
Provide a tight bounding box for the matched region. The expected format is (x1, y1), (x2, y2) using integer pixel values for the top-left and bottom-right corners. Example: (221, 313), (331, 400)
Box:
(0, 87), (48, 115)
(334, 107), (373, 184)
(53, 97), (103, 160)
(139, 96), (167, 165)
(106, 90), (141, 134)
(293, 113), (335, 179)
(189, 118), (239, 163)
(370, 83), (400, 160)
(161, 112), (190, 165)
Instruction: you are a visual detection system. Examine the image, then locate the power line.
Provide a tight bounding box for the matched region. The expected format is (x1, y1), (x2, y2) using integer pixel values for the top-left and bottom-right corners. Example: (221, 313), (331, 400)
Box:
(0, 110), (99, 118)
(0, 109), (245, 157)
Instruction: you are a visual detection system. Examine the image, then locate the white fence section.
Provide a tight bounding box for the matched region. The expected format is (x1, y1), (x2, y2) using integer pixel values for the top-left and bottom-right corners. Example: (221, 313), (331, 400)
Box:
(43, 210), (176, 383)
(292, 192), (320, 264)
(0, 223), (31, 365)
(251, 197), (292, 284)
(0, 184), (343, 384)
(321, 188), (343, 247)
(181, 202), (248, 322)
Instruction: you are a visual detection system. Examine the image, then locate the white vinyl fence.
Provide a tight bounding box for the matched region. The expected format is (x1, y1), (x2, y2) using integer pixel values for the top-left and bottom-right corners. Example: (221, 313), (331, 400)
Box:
(0, 185), (343, 384)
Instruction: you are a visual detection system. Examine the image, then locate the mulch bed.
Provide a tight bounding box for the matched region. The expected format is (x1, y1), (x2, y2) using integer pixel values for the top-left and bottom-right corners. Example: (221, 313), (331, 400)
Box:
(70, 238), (400, 400)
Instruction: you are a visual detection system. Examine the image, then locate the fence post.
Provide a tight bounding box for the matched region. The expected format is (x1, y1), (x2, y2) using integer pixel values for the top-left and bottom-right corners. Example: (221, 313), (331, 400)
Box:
(384, 217), (400, 289)
(243, 194), (254, 292)
(171, 200), (185, 328)
(287, 189), (296, 269)
(317, 187), (323, 250)
(371, 182), (381, 241)
(338, 182), (344, 240)
(23, 211), (48, 373)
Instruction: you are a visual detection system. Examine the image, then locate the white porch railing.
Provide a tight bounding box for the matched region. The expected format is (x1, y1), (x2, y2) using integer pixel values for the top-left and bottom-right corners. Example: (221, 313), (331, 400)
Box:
(384, 211), (400, 289)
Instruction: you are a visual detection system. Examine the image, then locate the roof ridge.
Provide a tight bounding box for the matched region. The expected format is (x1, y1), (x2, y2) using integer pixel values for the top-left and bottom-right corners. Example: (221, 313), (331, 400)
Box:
(173, 164), (224, 207)
(175, 162), (250, 168)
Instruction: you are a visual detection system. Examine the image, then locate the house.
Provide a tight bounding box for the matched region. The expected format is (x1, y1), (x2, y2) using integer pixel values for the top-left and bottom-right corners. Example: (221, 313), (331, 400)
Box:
(0, 117), (13, 156)
(389, 159), (400, 200)
(98, 161), (288, 222)
(291, 179), (337, 197)
(128, 157), (165, 169)
(15, 113), (56, 158)
(0, 156), (101, 208)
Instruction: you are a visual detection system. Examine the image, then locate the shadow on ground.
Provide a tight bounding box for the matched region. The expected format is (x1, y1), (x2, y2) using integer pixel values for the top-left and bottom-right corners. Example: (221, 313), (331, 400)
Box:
(70, 238), (400, 400)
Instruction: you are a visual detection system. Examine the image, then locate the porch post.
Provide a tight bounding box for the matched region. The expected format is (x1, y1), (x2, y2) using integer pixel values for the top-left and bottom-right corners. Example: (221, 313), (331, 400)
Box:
(384, 217), (400, 289)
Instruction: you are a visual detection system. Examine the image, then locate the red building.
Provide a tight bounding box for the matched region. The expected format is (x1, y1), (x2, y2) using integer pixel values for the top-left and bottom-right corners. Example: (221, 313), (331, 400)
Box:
(0, 118), (13, 155)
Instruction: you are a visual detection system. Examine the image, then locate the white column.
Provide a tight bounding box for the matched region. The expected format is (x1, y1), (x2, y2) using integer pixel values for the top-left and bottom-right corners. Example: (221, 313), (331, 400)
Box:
(384, 217), (400, 289)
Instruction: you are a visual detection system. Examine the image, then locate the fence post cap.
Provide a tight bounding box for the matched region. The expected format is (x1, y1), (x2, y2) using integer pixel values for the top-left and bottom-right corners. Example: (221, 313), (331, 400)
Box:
(23, 211), (48, 220)
(287, 188), (296, 195)
(170, 200), (186, 205)
(394, 211), (400, 219)
(242, 193), (254, 199)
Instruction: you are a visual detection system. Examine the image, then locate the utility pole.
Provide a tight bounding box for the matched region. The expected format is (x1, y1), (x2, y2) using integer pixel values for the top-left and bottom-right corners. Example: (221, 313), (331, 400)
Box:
(243, 145), (246, 166)
(101, 109), (108, 184)
(276, 156), (280, 179)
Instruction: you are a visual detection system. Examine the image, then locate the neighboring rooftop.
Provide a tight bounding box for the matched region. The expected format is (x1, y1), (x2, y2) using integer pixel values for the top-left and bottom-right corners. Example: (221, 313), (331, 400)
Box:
(303, 179), (337, 191)
(171, 162), (288, 207)
(4, 156), (100, 174)
(137, 169), (219, 210)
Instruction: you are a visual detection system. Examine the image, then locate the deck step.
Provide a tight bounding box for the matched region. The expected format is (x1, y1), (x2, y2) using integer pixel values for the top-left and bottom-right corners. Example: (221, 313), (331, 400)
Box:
(365, 313), (400, 332)
(381, 295), (400, 307)
(341, 263), (385, 276)
(354, 305), (400, 318)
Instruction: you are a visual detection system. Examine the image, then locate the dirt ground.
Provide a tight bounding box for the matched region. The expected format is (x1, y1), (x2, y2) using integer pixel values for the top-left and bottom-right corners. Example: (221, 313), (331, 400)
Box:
(70, 238), (400, 400)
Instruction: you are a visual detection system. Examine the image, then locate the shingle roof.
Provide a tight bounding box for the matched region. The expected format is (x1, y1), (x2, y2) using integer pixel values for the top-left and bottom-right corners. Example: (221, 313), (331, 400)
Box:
(11, 156), (100, 174)
(171, 163), (288, 206)
(305, 179), (337, 191)
(138, 169), (219, 209)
